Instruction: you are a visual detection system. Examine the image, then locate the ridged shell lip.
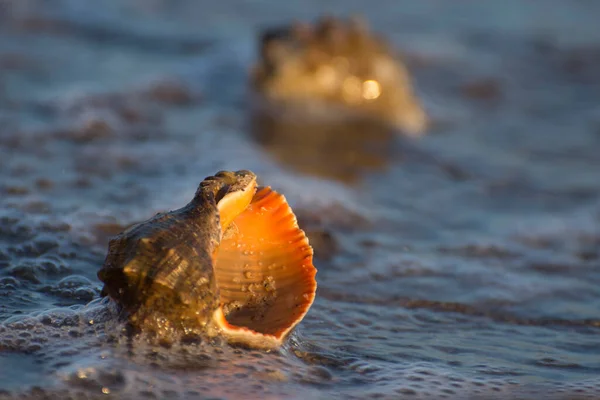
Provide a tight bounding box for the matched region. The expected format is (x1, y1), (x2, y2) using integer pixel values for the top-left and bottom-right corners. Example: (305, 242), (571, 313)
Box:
(213, 185), (317, 349)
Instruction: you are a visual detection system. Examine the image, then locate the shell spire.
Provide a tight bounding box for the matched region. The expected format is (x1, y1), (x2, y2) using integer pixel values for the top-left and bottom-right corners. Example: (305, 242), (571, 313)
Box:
(97, 170), (317, 348)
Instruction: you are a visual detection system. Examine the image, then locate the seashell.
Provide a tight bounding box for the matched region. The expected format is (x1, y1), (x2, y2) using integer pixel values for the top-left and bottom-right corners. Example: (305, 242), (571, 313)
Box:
(97, 170), (317, 349)
(251, 15), (427, 135)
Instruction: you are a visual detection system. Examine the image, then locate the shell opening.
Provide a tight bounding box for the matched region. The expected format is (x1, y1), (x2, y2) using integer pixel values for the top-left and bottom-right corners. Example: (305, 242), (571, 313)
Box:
(215, 172), (258, 232)
(213, 187), (317, 348)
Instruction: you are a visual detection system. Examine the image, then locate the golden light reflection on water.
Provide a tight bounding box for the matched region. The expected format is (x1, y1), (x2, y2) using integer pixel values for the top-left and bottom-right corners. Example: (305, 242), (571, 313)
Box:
(250, 107), (395, 184)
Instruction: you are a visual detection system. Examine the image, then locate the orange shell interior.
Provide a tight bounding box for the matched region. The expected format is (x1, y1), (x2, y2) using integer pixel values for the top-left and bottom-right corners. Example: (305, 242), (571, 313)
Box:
(213, 187), (317, 348)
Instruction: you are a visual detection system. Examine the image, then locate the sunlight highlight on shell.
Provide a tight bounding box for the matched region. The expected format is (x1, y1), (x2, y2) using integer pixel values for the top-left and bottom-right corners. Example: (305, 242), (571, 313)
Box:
(362, 79), (381, 100)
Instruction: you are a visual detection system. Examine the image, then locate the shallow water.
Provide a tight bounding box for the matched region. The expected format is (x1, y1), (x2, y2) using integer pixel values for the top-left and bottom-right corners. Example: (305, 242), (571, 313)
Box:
(1, 0), (600, 399)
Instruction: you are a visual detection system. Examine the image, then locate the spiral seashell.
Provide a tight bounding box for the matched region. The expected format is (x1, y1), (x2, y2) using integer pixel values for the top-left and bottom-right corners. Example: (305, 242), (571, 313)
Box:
(97, 170), (317, 349)
(251, 15), (428, 135)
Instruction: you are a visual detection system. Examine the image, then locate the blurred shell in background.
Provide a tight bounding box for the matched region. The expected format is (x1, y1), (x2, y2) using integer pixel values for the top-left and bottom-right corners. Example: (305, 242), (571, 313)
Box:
(251, 15), (427, 135)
